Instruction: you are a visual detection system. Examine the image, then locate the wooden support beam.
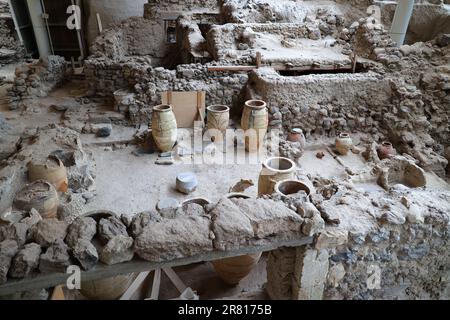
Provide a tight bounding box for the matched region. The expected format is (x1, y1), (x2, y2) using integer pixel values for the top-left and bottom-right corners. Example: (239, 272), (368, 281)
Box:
(207, 64), (353, 73)
(163, 268), (187, 293)
(50, 285), (65, 300)
(96, 13), (103, 34)
(256, 52), (262, 68)
(0, 237), (313, 297)
(149, 269), (161, 300)
(119, 272), (150, 300)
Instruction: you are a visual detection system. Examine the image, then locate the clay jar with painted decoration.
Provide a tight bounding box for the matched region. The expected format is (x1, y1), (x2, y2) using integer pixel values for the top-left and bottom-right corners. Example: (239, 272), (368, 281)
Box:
(241, 100), (268, 152)
(151, 104), (178, 153)
(206, 105), (230, 142)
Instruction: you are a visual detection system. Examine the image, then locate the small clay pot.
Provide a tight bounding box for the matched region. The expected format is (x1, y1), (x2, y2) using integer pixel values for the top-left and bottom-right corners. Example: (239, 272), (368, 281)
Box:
(27, 155), (68, 193)
(335, 132), (353, 155)
(287, 128), (306, 146)
(377, 141), (396, 160)
(13, 180), (59, 219)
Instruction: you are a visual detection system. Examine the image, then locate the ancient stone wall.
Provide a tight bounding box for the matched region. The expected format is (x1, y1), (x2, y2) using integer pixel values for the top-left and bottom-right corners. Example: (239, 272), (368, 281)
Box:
(248, 68), (392, 135)
(84, 58), (248, 124)
(144, 0), (220, 15)
(267, 178), (450, 300)
(8, 56), (66, 110)
(0, 0), (24, 66)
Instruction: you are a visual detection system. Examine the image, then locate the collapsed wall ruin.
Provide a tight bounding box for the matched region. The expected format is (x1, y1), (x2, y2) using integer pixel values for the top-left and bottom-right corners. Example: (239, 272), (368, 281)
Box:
(0, 0), (449, 300)
(0, 0), (23, 68)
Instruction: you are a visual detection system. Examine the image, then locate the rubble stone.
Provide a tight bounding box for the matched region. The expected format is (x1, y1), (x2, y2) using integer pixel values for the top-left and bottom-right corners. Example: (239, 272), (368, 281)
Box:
(72, 239), (98, 270)
(9, 243), (41, 278)
(98, 216), (128, 244)
(65, 217), (97, 248)
(100, 235), (134, 265)
(134, 215), (212, 262)
(31, 219), (68, 248)
(39, 240), (71, 273)
(0, 240), (19, 284)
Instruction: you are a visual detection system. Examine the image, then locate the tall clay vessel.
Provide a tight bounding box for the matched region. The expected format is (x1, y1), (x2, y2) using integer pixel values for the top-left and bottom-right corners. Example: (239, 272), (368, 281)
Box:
(241, 100), (268, 152)
(151, 104), (178, 153)
(80, 274), (136, 300)
(207, 105), (230, 142)
(258, 157), (296, 197)
(212, 252), (262, 285)
(27, 155), (68, 192)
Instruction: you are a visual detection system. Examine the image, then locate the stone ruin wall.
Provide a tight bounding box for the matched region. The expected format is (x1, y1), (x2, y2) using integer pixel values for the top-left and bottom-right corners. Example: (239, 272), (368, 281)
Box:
(144, 0), (220, 14)
(0, 0), (24, 67)
(8, 56), (66, 110)
(248, 69), (393, 135)
(266, 184), (450, 300)
(84, 58), (248, 124)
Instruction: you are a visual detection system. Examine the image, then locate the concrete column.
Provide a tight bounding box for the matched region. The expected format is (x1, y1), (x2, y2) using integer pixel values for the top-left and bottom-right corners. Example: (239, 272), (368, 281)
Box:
(292, 247), (329, 300)
(265, 248), (297, 300)
(390, 0), (415, 46)
(26, 0), (51, 58)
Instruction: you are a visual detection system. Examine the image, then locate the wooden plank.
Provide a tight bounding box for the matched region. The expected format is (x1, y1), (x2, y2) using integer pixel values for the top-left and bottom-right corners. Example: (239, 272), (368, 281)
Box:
(96, 13), (103, 33)
(0, 237), (313, 296)
(119, 271), (150, 300)
(207, 66), (257, 72)
(256, 52), (262, 68)
(149, 269), (161, 300)
(50, 285), (65, 300)
(161, 91), (206, 128)
(207, 64), (353, 72)
(163, 268), (187, 293)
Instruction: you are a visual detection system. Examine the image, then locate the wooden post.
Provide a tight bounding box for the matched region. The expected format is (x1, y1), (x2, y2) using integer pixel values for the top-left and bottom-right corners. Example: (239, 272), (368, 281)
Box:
(256, 52), (262, 68)
(96, 13), (103, 34)
(149, 269), (161, 300)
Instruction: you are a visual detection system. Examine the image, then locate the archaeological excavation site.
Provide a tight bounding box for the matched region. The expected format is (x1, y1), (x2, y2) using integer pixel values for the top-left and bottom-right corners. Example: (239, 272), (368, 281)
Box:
(0, 0), (449, 303)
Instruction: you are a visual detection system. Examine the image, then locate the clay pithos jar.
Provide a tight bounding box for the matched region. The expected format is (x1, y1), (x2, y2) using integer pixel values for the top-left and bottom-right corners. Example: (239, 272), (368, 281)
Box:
(335, 132), (353, 155)
(241, 100), (268, 152)
(258, 157), (296, 197)
(287, 128), (306, 147)
(151, 104), (178, 153)
(212, 252), (262, 285)
(206, 105), (230, 142)
(377, 141), (396, 160)
(13, 180), (59, 219)
(27, 155), (68, 193)
(274, 179), (311, 198)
